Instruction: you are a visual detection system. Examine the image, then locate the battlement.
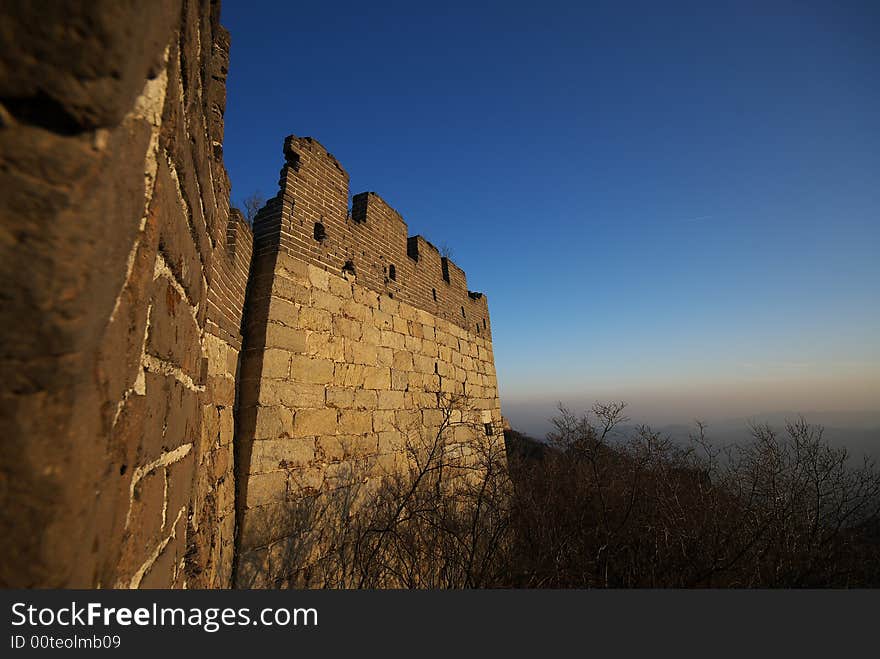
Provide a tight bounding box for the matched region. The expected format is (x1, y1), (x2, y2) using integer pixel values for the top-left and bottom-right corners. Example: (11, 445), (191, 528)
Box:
(253, 135), (492, 337)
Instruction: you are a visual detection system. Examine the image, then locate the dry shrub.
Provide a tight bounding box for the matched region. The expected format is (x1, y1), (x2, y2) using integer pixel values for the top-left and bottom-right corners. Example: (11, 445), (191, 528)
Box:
(239, 400), (880, 588)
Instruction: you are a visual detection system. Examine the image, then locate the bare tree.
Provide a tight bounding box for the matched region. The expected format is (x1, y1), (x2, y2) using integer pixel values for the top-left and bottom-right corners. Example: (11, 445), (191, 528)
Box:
(241, 191), (266, 225)
(506, 405), (880, 587)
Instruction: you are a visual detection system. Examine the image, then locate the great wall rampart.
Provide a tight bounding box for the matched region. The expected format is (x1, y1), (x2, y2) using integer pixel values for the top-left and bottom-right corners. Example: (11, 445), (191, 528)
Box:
(0, 1), (502, 589)
(234, 136), (501, 585)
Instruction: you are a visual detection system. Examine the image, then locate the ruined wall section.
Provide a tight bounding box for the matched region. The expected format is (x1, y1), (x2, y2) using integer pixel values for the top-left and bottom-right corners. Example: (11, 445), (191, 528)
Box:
(0, 0), (249, 588)
(235, 138), (501, 586)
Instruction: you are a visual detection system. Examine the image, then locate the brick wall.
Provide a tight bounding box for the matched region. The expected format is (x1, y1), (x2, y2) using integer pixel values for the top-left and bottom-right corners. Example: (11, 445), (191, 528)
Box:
(264, 136), (493, 338)
(0, 0), (249, 588)
(234, 138), (502, 586)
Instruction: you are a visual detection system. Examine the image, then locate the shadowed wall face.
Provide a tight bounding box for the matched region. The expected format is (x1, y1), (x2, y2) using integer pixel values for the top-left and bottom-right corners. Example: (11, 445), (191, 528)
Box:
(0, 0), (251, 588)
(235, 138), (502, 586)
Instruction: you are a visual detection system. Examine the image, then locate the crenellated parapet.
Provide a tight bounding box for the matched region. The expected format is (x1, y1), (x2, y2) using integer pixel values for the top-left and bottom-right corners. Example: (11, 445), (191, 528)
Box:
(252, 135), (492, 338)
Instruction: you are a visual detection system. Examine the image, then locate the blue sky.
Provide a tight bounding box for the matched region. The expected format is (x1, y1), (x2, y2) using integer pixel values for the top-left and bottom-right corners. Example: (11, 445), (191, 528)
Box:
(221, 1), (879, 432)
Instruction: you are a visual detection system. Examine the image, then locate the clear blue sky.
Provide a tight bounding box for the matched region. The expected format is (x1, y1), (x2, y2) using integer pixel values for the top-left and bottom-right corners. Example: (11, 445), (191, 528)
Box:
(221, 0), (879, 432)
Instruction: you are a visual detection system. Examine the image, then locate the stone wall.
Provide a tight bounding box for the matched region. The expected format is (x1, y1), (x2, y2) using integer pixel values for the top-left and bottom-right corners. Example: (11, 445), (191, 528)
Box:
(0, 0), (249, 588)
(0, 2), (502, 590)
(235, 138), (502, 585)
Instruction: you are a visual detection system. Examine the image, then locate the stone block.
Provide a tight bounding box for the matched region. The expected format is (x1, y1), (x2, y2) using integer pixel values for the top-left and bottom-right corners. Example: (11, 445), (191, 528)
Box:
(392, 350), (413, 371)
(204, 333), (229, 377)
(362, 366), (391, 390)
(342, 299), (370, 322)
(372, 309), (393, 331)
(378, 295), (399, 314)
(332, 316), (362, 340)
(261, 348), (291, 379)
(293, 408), (338, 436)
(324, 461), (355, 489)
(437, 360), (455, 378)
(391, 370), (408, 391)
(353, 286), (379, 308)
(395, 409), (420, 432)
(380, 330), (405, 350)
(298, 307), (332, 331)
(276, 254), (310, 284)
(326, 387), (355, 408)
(290, 467), (324, 492)
(413, 354), (435, 374)
(267, 297), (299, 326)
(312, 288), (343, 314)
(265, 324), (307, 352)
(290, 355), (334, 384)
(243, 405), (294, 440)
(422, 408), (446, 428)
(272, 277), (311, 305)
(361, 323), (380, 344)
(345, 340), (378, 366)
(377, 431), (403, 454)
(208, 374), (235, 406)
(307, 264), (330, 291)
(377, 390), (405, 410)
(440, 377), (461, 394)
(258, 380), (325, 408)
(339, 410), (372, 434)
(317, 434), (351, 461)
(306, 332), (344, 361)
(246, 471), (288, 508)
(415, 391), (439, 408)
(354, 389), (378, 409)
(251, 437), (315, 472)
(392, 315), (408, 334)
(328, 274), (352, 298)
(333, 363), (364, 387)
(372, 410), (396, 432)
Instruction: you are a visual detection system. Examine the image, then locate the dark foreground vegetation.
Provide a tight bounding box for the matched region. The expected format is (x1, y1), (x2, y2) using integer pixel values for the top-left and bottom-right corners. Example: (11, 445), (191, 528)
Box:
(240, 401), (880, 588)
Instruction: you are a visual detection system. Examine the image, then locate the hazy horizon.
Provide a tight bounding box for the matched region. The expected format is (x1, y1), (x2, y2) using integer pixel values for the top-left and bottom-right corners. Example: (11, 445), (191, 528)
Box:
(501, 372), (880, 435)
